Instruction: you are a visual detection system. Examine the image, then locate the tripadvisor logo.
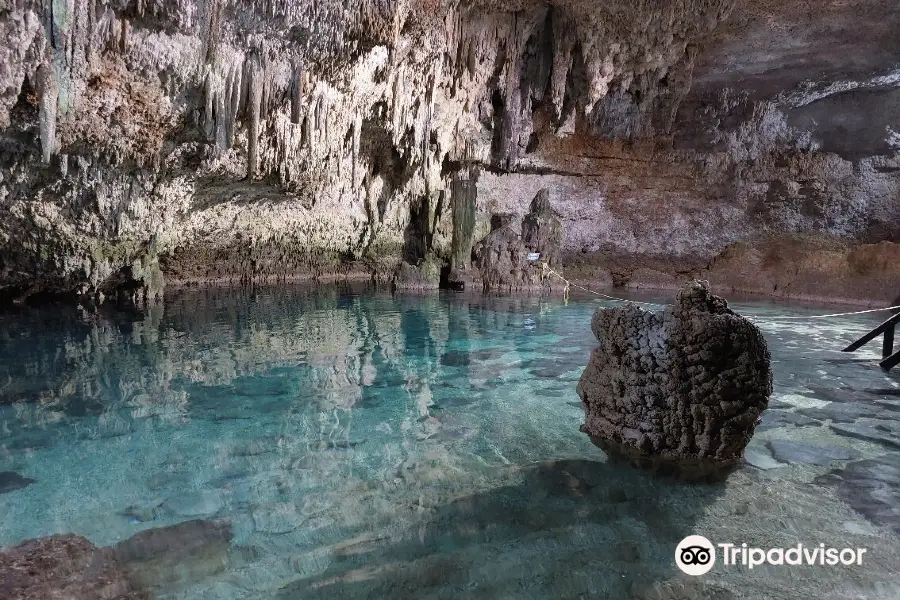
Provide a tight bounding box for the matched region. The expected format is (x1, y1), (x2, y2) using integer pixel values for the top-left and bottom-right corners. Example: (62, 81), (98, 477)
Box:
(675, 536), (868, 576)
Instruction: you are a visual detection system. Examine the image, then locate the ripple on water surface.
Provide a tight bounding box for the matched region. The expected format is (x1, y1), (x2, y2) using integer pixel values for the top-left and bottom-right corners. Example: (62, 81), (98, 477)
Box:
(0, 286), (899, 599)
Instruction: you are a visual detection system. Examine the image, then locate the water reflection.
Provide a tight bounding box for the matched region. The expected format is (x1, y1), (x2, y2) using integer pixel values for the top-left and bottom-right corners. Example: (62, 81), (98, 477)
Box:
(0, 285), (898, 599)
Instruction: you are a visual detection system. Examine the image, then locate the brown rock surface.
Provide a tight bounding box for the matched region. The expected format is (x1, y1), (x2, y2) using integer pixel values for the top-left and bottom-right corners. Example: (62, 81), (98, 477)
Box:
(703, 236), (900, 305)
(0, 534), (146, 600)
(576, 280), (772, 479)
(472, 220), (541, 293)
(521, 189), (564, 267)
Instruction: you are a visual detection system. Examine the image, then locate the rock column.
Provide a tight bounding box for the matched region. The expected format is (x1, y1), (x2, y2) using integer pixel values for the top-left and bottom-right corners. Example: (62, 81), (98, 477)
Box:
(448, 175), (478, 287)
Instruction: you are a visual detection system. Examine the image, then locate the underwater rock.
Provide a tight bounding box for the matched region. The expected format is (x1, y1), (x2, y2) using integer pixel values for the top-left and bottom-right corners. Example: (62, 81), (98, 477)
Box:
(766, 440), (861, 466)
(630, 578), (736, 600)
(816, 453), (900, 535)
(110, 519), (233, 589)
(0, 471), (35, 494)
(830, 420), (900, 450)
(743, 446), (784, 471)
(521, 189), (563, 268)
(576, 280), (772, 480)
(755, 410), (822, 430)
(798, 402), (886, 423)
(439, 350), (472, 367)
(162, 489), (225, 518)
(252, 502), (303, 534)
(119, 500), (164, 524)
(0, 534), (146, 600)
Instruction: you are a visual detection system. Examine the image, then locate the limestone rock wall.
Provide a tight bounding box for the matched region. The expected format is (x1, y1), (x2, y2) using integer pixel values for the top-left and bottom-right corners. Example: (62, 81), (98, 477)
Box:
(0, 0), (898, 302)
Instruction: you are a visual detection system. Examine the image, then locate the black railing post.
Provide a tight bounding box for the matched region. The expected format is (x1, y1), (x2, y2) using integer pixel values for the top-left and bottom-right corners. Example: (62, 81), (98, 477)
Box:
(884, 326), (895, 359)
(843, 310), (900, 371)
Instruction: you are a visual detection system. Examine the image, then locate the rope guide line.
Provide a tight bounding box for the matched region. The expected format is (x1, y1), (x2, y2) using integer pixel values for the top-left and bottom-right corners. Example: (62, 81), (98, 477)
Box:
(539, 262), (900, 321)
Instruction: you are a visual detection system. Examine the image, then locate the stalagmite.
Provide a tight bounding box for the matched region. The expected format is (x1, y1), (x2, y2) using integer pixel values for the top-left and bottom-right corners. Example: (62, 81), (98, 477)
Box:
(577, 281), (772, 481)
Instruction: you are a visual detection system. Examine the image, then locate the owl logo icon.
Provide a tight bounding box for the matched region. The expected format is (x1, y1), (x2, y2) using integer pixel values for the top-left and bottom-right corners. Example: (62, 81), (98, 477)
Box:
(675, 535), (716, 575)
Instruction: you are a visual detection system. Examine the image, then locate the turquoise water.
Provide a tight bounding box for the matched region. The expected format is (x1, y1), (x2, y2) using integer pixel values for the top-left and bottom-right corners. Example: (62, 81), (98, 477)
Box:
(1, 285), (899, 599)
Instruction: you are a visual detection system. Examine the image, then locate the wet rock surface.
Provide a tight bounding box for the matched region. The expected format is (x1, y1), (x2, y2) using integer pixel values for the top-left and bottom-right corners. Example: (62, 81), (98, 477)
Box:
(0, 534), (147, 600)
(0, 519), (234, 599)
(577, 280), (772, 479)
(755, 410), (822, 430)
(393, 257), (442, 291)
(743, 445), (784, 471)
(470, 190), (565, 293)
(798, 403), (888, 423)
(830, 420), (900, 450)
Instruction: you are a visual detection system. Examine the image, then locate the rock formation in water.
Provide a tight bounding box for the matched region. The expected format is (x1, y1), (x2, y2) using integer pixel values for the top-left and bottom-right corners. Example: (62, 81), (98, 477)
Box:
(468, 189), (563, 292)
(472, 213), (538, 292)
(576, 280), (772, 479)
(0, 1), (899, 304)
(0, 519), (233, 599)
(394, 254), (442, 290)
(0, 534), (147, 600)
(521, 189), (563, 268)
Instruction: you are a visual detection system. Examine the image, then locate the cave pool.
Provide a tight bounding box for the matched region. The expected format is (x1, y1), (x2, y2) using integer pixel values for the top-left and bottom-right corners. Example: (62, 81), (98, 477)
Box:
(1, 285), (899, 599)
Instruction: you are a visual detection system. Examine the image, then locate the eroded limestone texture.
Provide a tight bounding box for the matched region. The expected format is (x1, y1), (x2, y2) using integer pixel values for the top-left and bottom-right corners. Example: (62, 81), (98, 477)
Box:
(521, 189), (563, 268)
(472, 218), (538, 292)
(394, 255), (442, 291)
(467, 188), (565, 292)
(576, 280), (772, 479)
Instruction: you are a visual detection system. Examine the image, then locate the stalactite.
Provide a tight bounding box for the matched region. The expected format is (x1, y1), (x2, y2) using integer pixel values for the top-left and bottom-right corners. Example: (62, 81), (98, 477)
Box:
(352, 110), (361, 189)
(321, 95), (330, 143)
(202, 0), (224, 64)
(36, 60), (58, 164)
(304, 93), (315, 148)
(247, 56), (263, 181)
(214, 79), (228, 154)
(223, 65), (237, 147)
(549, 11), (576, 123)
(290, 66), (303, 125)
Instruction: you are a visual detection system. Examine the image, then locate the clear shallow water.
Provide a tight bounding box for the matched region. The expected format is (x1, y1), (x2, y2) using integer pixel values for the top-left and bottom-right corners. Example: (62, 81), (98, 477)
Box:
(1, 285), (899, 599)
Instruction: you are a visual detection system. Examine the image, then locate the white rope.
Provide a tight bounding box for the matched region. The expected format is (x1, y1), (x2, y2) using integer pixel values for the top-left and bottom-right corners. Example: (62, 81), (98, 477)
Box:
(746, 305), (900, 320)
(541, 263), (900, 320)
(542, 264), (666, 307)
